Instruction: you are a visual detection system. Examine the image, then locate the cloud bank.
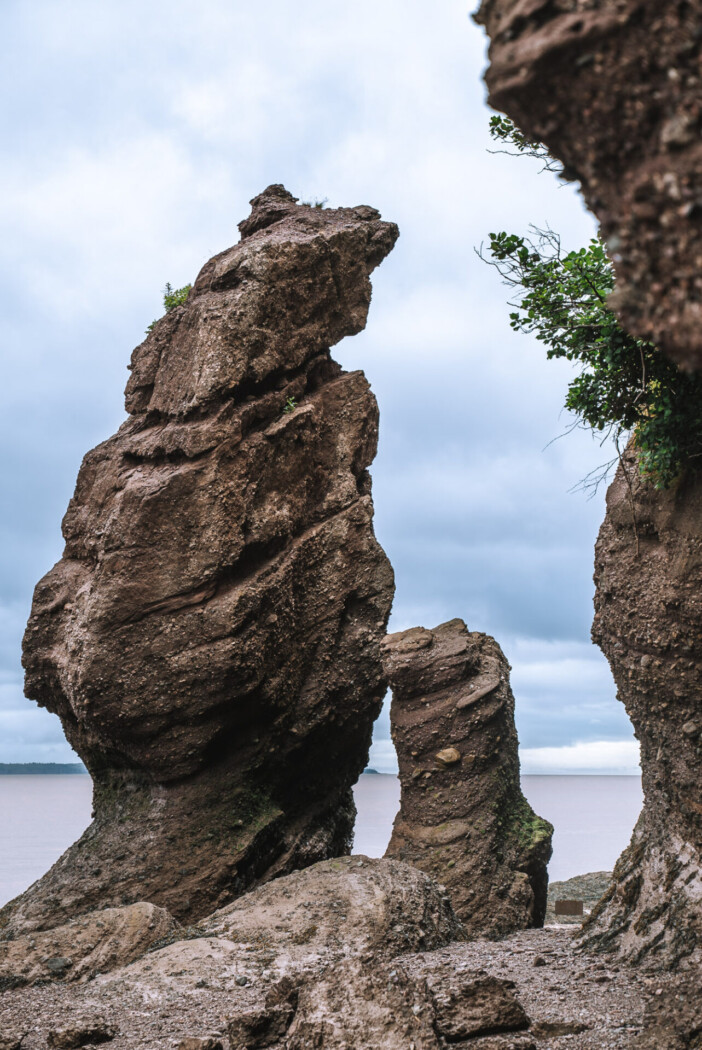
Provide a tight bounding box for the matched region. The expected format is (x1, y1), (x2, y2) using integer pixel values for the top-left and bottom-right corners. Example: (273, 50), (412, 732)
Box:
(0, 0), (637, 774)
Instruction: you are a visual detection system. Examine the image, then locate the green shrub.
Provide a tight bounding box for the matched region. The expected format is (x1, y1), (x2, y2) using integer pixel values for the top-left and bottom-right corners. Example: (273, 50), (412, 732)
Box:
(147, 281), (192, 333)
(484, 119), (702, 487)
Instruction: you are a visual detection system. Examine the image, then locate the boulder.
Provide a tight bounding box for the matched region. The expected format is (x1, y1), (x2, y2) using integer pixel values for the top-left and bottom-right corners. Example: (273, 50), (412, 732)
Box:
(0, 902), (176, 988)
(475, 0), (702, 372)
(382, 619), (552, 935)
(47, 1025), (115, 1049)
(197, 854), (461, 960)
(95, 857), (528, 1050)
(4, 186), (397, 937)
(581, 451), (702, 968)
(0, 1037), (26, 1050)
(177, 1041), (223, 1050)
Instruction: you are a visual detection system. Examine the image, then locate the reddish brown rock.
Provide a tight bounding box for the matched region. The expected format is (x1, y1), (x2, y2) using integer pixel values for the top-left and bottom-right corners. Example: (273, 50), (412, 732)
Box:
(47, 1024), (115, 1049)
(581, 450), (702, 968)
(475, 0), (702, 372)
(475, 4), (702, 1021)
(382, 618), (553, 936)
(177, 1040), (223, 1050)
(3, 186), (396, 938)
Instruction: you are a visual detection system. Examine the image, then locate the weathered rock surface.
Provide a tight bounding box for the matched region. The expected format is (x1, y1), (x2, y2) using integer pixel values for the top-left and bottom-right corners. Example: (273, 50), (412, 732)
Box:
(475, 0), (702, 372)
(4, 186), (397, 937)
(60, 858), (530, 1050)
(0, 882), (647, 1048)
(638, 970), (702, 1049)
(382, 619), (553, 936)
(177, 1041), (223, 1050)
(0, 1037), (25, 1050)
(196, 854), (462, 961)
(0, 902), (177, 989)
(475, 6), (702, 1029)
(47, 1024), (116, 1048)
(580, 452), (702, 969)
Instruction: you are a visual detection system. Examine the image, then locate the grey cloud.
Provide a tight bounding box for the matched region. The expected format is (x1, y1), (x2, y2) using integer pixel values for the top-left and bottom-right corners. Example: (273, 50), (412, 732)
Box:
(0, 0), (635, 769)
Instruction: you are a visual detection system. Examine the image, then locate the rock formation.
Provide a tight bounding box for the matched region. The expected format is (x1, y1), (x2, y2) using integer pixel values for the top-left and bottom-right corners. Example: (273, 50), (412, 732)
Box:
(581, 450), (702, 968)
(475, 0), (702, 372)
(382, 618), (553, 936)
(3, 186), (397, 936)
(0, 902), (176, 989)
(0, 857), (649, 1047)
(2, 858), (537, 1049)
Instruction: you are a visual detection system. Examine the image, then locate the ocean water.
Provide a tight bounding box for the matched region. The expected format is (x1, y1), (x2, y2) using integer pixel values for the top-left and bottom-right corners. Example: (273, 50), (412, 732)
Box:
(353, 774), (643, 882)
(0, 775), (93, 908)
(0, 773), (643, 908)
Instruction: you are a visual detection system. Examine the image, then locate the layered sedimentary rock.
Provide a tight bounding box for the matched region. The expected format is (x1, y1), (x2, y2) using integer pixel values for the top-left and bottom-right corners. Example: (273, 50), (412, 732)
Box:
(475, 0), (702, 372)
(383, 619), (553, 936)
(57, 858), (531, 1049)
(3, 186), (397, 936)
(581, 451), (702, 967)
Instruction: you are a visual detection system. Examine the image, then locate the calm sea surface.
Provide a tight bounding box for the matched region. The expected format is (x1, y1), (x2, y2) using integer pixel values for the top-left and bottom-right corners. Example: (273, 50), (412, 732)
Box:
(353, 774), (643, 882)
(0, 773), (643, 907)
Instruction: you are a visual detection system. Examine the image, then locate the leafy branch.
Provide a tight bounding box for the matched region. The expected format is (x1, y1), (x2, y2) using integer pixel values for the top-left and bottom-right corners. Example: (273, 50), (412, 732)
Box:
(482, 119), (702, 488)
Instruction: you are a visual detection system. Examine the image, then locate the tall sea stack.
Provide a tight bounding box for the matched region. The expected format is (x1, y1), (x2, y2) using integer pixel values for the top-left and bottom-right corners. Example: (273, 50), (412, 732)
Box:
(475, 0), (702, 969)
(383, 618), (553, 936)
(4, 186), (397, 936)
(582, 450), (702, 968)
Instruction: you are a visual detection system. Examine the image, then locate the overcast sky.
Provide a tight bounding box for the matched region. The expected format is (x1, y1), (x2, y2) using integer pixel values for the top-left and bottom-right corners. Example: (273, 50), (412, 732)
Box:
(0, 0), (639, 775)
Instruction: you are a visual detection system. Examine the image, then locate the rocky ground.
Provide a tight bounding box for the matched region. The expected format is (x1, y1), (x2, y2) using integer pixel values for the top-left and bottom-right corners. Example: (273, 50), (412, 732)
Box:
(0, 926), (646, 1049)
(0, 859), (647, 1050)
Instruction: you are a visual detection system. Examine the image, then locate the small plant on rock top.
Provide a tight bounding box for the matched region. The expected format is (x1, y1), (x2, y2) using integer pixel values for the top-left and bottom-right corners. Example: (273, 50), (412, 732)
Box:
(147, 281), (193, 333)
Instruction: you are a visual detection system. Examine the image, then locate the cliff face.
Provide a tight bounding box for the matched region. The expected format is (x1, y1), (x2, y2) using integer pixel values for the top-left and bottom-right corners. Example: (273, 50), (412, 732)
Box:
(582, 452), (702, 967)
(476, 0), (702, 986)
(475, 0), (702, 372)
(5, 186), (397, 935)
(383, 619), (553, 937)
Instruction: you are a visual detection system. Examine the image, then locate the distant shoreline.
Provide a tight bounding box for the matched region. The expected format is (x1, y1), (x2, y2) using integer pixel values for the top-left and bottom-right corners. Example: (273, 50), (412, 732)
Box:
(0, 763), (87, 775)
(0, 764), (642, 777)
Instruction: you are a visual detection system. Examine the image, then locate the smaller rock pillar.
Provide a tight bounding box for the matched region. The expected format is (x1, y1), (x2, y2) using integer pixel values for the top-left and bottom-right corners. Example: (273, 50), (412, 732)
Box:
(383, 618), (552, 937)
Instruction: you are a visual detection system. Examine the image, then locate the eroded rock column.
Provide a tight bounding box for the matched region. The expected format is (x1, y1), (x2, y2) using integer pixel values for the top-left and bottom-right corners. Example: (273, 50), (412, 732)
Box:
(3, 186), (397, 936)
(582, 451), (702, 967)
(383, 618), (552, 936)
